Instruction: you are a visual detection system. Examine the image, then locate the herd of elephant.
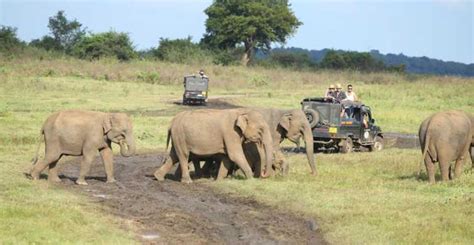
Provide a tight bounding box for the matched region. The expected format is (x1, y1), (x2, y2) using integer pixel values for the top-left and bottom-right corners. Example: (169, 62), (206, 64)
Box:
(29, 108), (472, 185)
(29, 108), (316, 185)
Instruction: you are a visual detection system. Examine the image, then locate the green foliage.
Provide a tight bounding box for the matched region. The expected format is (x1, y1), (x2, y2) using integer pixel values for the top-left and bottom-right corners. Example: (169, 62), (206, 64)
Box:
(72, 31), (137, 61)
(320, 49), (405, 73)
(47, 10), (85, 53)
(29, 36), (61, 51)
(136, 71), (161, 84)
(257, 50), (315, 69)
(0, 26), (25, 54)
(152, 37), (211, 64)
(202, 0), (302, 65)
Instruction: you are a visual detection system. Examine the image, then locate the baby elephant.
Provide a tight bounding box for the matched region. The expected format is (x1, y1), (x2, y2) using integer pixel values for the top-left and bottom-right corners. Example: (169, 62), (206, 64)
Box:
(419, 110), (473, 183)
(30, 110), (136, 185)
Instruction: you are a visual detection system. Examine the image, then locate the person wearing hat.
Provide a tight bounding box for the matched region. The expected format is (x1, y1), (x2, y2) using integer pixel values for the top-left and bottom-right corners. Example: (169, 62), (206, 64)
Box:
(198, 69), (208, 79)
(324, 84), (336, 99)
(334, 83), (347, 102)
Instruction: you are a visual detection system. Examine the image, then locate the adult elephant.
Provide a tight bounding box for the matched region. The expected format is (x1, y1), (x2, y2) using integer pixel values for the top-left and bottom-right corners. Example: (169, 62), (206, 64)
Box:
(217, 108), (316, 179)
(30, 110), (136, 185)
(419, 110), (473, 183)
(153, 108), (274, 183)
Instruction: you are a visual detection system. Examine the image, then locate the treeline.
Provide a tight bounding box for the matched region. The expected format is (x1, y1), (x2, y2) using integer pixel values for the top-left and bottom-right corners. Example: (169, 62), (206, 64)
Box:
(255, 49), (405, 72)
(0, 10), (410, 74)
(266, 47), (473, 77)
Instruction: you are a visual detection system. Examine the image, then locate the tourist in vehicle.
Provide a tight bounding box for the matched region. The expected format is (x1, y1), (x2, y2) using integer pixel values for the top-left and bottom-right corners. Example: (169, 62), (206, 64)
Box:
(324, 84), (336, 99)
(345, 84), (358, 101)
(198, 69), (208, 79)
(334, 83), (347, 102)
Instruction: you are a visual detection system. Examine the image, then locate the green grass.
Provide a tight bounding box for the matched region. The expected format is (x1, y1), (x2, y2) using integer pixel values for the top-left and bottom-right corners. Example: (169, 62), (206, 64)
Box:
(0, 57), (473, 243)
(210, 150), (474, 244)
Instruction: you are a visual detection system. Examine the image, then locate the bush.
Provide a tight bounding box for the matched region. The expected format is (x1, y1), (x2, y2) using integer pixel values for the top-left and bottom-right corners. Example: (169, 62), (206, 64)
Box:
(72, 31), (137, 61)
(0, 26), (25, 54)
(152, 37), (212, 64)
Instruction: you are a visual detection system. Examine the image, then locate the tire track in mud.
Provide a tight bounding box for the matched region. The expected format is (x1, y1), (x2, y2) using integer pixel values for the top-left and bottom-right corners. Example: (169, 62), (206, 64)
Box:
(59, 154), (326, 244)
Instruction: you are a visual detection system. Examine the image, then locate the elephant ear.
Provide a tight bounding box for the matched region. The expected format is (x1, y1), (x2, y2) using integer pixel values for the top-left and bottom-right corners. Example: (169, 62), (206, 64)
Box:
(279, 114), (292, 131)
(102, 114), (112, 134)
(236, 114), (249, 133)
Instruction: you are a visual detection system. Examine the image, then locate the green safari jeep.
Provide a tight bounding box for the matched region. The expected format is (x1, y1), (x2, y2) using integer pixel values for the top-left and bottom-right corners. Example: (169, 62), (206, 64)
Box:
(301, 97), (383, 153)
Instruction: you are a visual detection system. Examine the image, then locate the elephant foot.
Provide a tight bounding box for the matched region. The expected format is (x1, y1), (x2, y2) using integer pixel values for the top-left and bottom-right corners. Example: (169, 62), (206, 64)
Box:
(76, 179), (89, 186)
(181, 177), (193, 184)
(154, 171), (165, 181)
(48, 176), (62, 183)
(106, 178), (116, 184)
(29, 170), (40, 180)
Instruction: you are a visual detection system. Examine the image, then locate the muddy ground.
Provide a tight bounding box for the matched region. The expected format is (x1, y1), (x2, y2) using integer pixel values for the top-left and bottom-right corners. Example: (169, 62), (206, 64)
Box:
(59, 154), (326, 244)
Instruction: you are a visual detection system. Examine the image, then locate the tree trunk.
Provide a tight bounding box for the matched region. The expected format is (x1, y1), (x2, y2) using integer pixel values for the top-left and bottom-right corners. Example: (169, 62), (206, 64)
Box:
(240, 40), (253, 66)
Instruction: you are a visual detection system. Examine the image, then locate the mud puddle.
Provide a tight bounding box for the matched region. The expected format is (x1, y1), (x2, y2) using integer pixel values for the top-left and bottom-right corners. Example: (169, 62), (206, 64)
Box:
(59, 154), (326, 244)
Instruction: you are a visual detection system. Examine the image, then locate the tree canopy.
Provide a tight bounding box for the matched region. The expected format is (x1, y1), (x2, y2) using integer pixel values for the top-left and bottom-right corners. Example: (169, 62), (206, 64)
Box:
(0, 26), (24, 54)
(202, 0), (302, 66)
(47, 10), (85, 52)
(72, 31), (136, 61)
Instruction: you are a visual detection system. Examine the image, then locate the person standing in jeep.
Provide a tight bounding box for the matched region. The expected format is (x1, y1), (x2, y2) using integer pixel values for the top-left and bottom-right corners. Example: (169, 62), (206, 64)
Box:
(334, 83), (347, 102)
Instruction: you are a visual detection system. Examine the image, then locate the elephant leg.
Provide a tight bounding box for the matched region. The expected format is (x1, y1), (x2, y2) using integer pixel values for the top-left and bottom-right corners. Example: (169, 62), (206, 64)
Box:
(201, 159), (214, 178)
(275, 150), (289, 176)
(438, 158), (450, 182)
(76, 149), (96, 186)
(48, 160), (62, 182)
(453, 157), (465, 179)
(31, 149), (61, 180)
(216, 157), (232, 180)
(424, 154), (436, 184)
(227, 151), (253, 179)
(178, 157), (192, 183)
(154, 150), (178, 181)
(192, 160), (202, 178)
(100, 147), (116, 183)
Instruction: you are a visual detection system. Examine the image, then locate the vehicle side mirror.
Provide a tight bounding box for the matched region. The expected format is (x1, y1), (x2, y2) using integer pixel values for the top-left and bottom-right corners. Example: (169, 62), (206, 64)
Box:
(370, 119), (375, 124)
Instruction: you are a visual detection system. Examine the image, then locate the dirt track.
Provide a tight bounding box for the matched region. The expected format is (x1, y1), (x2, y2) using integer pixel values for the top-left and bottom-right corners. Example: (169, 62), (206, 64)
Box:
(59, 154), (326, 244)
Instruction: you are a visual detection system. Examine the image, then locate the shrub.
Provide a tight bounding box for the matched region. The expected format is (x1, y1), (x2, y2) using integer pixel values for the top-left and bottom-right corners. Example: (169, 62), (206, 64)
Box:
(72, 31), (137, 61)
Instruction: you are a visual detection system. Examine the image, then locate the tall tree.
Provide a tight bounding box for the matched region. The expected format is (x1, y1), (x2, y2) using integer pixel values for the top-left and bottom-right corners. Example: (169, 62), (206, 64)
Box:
(48, 10), (85, 53)
(202, 0), (302, 66)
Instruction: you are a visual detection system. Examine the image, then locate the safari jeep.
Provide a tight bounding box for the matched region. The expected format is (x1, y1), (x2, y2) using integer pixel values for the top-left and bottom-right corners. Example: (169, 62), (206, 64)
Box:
(182, 75), (208, 105)
(301, 97), (383, 153)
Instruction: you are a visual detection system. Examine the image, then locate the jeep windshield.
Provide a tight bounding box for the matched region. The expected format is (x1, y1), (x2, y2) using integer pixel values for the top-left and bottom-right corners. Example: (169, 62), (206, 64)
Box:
(185, 77), (208, 91)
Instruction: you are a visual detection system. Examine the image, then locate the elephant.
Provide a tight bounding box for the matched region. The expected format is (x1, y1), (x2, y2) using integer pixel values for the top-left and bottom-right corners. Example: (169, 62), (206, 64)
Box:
(215, 108), (316, 179)
(30, 110), (136, 185)
(153, 108), (274, 183)
(418, 110), (473, 183)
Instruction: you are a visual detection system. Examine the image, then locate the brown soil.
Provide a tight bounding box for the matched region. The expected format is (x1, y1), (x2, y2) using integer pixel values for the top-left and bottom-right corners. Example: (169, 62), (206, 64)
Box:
(59, 153), (326, 244)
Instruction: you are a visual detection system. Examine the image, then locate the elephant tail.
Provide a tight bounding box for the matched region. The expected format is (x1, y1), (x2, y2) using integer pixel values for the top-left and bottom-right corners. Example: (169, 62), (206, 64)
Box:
(418, 131), (431, 177)
(31, 129), (44, 165)
(165, 128), (171, 151)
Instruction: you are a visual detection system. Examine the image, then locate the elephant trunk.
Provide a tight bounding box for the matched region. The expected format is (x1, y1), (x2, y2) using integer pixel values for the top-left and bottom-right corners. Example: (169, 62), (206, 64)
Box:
(260, 127), (274, 178)
(303, 124), (317, 175)
(120, 133), (136, 157)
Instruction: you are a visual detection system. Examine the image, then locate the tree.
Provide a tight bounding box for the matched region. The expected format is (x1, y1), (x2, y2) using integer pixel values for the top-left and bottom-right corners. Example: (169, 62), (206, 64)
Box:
(48, 10), (85, 52)
(72, 31), (136, 61)
(152, 37), (209, 64)
(30, 36), (61, 51)
(320, 50), (346, 69)
(0, 25), (24, 53)
(202, 0), (302, 66)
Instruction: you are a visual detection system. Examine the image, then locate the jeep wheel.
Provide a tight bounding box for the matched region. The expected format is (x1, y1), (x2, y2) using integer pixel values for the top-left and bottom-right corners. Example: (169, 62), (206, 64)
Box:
(369, 136), (384, 152)
(339, 137), (353, 154)
(304, 109), (319, 128)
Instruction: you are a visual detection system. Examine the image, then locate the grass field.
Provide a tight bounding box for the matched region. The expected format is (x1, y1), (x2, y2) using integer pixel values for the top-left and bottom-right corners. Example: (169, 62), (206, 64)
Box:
(1, 57), (473, 243)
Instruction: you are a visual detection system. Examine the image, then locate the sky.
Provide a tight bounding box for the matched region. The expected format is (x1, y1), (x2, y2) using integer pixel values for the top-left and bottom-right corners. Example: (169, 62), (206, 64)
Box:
(1, 0), (472, 64)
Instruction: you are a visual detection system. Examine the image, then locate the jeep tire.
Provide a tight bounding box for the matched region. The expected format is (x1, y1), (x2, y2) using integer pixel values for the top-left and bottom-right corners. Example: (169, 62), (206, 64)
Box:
(304, 109), (319, 128)
(369, 136), (384, 152)
(339, 137), (353, 154)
